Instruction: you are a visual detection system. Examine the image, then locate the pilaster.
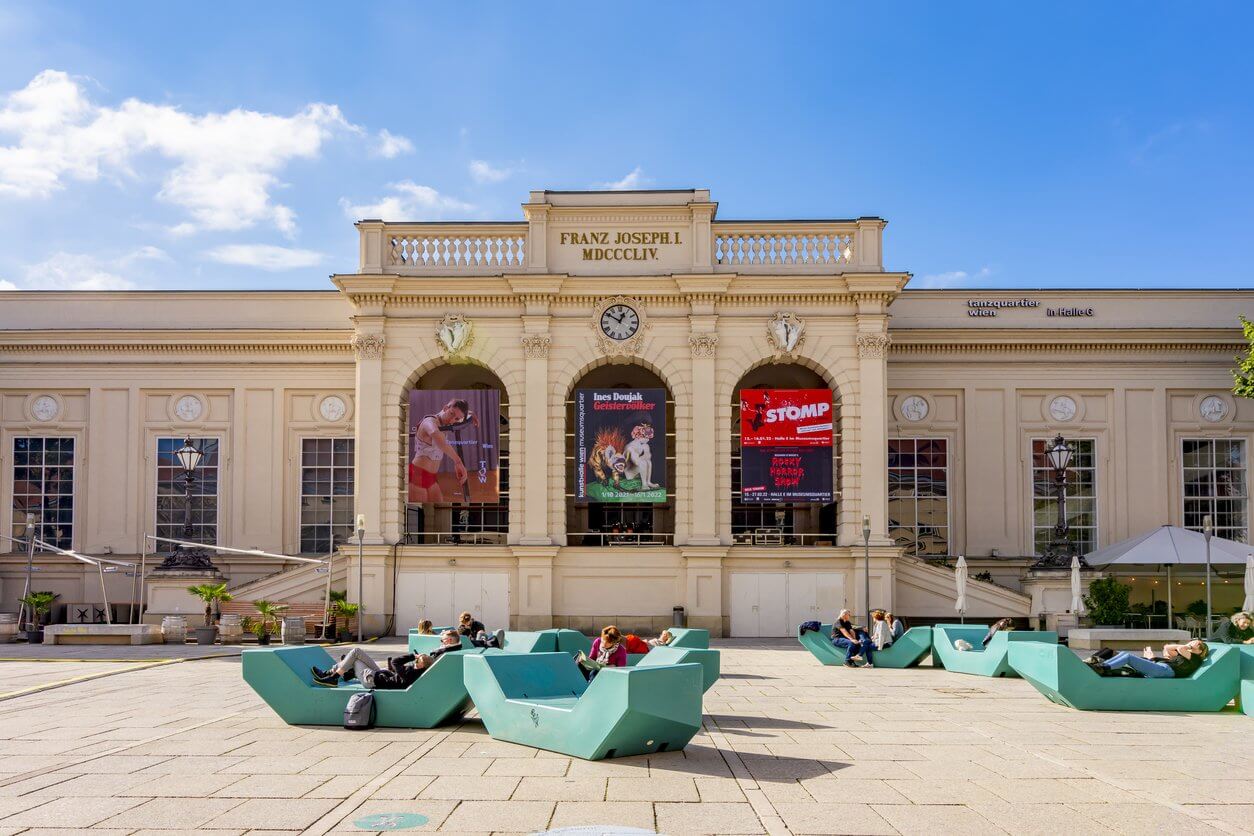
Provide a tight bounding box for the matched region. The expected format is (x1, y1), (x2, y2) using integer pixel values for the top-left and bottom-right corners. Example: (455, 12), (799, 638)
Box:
(351, 324), (387, 544)
(855, 325), (893, 545)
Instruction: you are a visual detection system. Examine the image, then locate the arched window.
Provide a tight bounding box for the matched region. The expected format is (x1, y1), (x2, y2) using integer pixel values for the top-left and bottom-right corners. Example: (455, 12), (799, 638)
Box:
(731, 364), (839, 546)
(403, 365), (509, 544)
(565, 364), (675, 546)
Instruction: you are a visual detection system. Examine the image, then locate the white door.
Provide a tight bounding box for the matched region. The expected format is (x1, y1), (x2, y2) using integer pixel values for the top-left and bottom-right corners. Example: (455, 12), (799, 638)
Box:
(814, 573), (845, 622)
(757, 573), (788, 637)
(729, 572), (788, 637)
(393, 571), (508, 635)
(729, 573), (761, 638)
(786, 572), (817, 629)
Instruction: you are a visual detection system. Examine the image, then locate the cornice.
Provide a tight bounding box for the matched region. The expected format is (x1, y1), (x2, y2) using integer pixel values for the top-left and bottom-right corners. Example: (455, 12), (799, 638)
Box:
(0, 329), (355, 355)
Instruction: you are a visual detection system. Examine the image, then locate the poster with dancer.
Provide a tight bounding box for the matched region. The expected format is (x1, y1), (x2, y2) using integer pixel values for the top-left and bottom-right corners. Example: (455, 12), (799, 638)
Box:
(408, 389), (500, 504)
(575, 388), (667, 503)
(739, 388), (833, 503)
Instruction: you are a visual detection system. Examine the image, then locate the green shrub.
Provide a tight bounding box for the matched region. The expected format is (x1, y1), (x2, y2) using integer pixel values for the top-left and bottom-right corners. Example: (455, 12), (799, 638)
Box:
(1083, 576), (1131, 626)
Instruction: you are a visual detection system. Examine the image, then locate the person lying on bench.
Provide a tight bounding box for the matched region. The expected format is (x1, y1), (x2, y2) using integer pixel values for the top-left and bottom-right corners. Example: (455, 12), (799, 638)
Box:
(455, 611), (505, 648)
(1088, 639), (1209, 679)
(831, 609), (875, 668)
(1213, 611), (1254, 644)
(647, 629), (674, 648)
(312, 630), (463, 688)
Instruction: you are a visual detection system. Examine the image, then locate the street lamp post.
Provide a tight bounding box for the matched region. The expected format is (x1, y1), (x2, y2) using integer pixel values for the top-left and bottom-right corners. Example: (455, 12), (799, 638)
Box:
(157, 437), (215, 571)
(1033, 434), (1086, 569)
(356, 514), (366, 643)
(862, 514), (872, 628)
(1203, 514), (1213, 638)
(18, 513), (35, 629)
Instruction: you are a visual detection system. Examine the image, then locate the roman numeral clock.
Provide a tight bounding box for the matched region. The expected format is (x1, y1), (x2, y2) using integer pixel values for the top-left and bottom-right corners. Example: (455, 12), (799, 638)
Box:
(593, 295), (648, 358)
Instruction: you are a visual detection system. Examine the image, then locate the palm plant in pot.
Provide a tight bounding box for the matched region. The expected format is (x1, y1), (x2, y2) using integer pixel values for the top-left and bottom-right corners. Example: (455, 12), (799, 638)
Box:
(186, 582), (232, 644)
(332, 600), (360, 642)
(19, 591), (57, 644)
(324, 589), (347, 641)
(251, 599), (287, 646)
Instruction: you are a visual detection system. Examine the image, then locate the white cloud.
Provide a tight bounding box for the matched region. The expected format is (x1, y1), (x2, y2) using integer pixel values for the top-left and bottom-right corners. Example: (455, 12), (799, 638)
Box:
(339, 180), (474, 221)
(595, 166), (648, 190)
(119, 245), (171, 265)
(21, 252), (137, 290)
(0, 69), (402, 235)
(0, 278), (16, 290)
(203, 243), (325, 271)
(374, 129), (414, 159)
(469, 159), (511, 184)
(913, 266), (993, 288)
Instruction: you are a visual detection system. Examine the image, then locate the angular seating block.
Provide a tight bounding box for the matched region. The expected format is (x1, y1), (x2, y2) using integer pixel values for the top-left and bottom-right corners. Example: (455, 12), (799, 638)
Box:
(242, 645), (478, 728)
(798, 624), (934, 669)
(633, 646), (720, 692)
(1235, 645), (1254, 717)
(666, 628), (709, 649)
(1009, 642), (1238, 712)
(554, 628), (592, 655)
(500, 631), (559, 653)
(407, 630), (474, 654)
(463, 651), (703, 760)
(931, 625), (1058, 677)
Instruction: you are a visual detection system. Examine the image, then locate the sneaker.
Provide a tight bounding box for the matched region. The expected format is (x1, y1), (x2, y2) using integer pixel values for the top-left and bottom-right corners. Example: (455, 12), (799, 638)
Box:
(864, 663), (875, 668)
(311, 667), (340, 687)
(494, 628), (506, 647)
(843, 661), (858, 668)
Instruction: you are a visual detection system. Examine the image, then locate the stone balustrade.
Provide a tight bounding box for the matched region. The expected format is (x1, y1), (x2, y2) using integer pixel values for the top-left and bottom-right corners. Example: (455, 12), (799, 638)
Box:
(712, 222), (856, 270)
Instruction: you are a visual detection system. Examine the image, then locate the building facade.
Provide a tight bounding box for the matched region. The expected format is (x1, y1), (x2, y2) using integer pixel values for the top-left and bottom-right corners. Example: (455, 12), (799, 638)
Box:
(2, 189), (1251, 635)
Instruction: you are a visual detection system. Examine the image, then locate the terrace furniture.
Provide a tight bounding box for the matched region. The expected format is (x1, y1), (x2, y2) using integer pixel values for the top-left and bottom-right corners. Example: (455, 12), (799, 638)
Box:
(1008, 641), (1239, 712)
(798, 624), (934, 669)
(631, 645), (720, 692)
(930, 625), (1058, 678)
(242, 645), (480, 728)
(462, 651), (703, 760)
(1236, 645), (1254, 717)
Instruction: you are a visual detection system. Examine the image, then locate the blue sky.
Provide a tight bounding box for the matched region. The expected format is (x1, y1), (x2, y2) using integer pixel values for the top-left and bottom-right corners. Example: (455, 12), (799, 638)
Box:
(0, 1), (1251, 291)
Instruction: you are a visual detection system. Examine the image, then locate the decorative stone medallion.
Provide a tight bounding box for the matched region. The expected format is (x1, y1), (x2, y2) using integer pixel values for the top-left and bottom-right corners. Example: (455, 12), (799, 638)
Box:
(766, 311), (806, 358)
(900, 395), (929, 422)
(1200, 395), (1229, 423)
(319, 395), (347, 422)
(1048, 395), (1077, 423)
(174, 395), (204, 422)
(31, 395), (59, 422)
(436, 313), (474, 360)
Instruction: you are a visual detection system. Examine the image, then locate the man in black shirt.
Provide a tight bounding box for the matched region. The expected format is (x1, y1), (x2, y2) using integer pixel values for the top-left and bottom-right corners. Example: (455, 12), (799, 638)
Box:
(312, 630), (464, 689)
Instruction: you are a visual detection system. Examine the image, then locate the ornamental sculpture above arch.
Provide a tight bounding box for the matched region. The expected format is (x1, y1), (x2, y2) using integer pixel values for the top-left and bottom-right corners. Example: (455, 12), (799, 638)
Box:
(766, 312), (805, 358)
(436, 313), (474, 361)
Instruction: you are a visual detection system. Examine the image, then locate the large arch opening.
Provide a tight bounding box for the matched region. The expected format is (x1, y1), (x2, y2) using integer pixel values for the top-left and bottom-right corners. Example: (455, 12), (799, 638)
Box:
(565, 364), (675, 546)
(402, 364), (510, 544)
(731, 363), (840, 545)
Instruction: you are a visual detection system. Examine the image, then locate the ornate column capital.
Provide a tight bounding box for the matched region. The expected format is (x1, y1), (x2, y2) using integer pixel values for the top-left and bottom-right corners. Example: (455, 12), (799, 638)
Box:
(350, 332), (386, 359)
(689, 332), (719, 359)
(520, 333), (551, 359)
(856, 333), (892, 359)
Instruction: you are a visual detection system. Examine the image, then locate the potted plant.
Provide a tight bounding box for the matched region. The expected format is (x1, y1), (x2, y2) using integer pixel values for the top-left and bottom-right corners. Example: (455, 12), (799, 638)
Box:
(1083, 576), (1131, 627)
(332, 600), (360, 642)
(252, 599), (287, 646)
(186, 582), (233, 645)
(19, 591), (57, 644)
(324, 589), (348, 641)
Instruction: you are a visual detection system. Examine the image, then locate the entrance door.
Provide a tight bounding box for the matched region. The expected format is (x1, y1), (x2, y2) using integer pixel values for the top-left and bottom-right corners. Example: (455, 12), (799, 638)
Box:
(730, 572), (845, 637)
(394, 571), (509, 635)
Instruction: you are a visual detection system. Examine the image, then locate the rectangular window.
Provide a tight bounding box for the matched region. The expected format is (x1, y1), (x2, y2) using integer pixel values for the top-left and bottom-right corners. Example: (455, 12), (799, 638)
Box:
(1032, 437), (1097, 556)
(1182, 438), (1247, 542)
(888, 438), (949, 557)
(156, 437), (219, 546)
(12, 437), (75, 550)
(300, 438), (355, 554)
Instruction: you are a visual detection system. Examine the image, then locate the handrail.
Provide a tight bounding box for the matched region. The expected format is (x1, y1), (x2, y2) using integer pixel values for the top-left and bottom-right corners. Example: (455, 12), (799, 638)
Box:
(144, 535), (325, 564)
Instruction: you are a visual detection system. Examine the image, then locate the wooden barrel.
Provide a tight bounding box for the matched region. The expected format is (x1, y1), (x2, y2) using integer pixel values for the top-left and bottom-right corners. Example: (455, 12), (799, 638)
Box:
(281, 616), (306, 645)
(161, 615), (187, 644)
(0, 613), (17, 643)
(218, 613), (243, 643)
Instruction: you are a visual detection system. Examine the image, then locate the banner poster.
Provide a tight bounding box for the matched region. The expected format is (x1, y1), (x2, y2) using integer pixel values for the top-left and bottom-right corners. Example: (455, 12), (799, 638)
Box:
(575, 388), (667, 503)
(739, 388), (833, 503)
(408, 389), (500, 504)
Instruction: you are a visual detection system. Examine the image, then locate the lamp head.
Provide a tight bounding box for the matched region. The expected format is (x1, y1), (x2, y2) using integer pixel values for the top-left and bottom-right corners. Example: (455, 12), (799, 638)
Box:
(174, 437), (203, 474)
(1046, 434), (1073, 474)
(1203, 514), (1213, 537)
(24, 512), (35, 534)
(356, 514), (366, 538)
(862, 514), (871, 540)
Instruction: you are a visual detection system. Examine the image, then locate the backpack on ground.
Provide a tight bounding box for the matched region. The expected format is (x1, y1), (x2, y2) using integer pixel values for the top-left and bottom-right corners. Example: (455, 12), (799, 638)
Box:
(343, 691), (376, 730)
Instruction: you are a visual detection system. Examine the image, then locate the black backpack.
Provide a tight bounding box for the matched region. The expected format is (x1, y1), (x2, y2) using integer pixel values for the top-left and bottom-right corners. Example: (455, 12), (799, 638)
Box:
(343, 691), (376, 730)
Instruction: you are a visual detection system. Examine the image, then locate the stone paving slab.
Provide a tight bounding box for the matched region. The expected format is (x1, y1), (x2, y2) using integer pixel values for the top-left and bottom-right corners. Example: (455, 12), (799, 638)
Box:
(0, 640), (1251, 834)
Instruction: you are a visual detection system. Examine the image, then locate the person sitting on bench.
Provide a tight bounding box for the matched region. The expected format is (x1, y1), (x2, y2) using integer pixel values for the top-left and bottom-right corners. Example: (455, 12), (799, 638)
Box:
(982, 618), (1014, 647)
(1089, 639), (1209, 679)
(312, 630), (463, 688)
(414, 619), (435, 635)
(886, 612), (905, 642)
(577, 625), (627, 680)
(455, 611), (504, 648)
(831, 609), (875, 668)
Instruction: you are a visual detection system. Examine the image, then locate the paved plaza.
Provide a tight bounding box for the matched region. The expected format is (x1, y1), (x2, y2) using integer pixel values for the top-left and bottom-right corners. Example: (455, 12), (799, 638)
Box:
(0, 639), (1250, 836)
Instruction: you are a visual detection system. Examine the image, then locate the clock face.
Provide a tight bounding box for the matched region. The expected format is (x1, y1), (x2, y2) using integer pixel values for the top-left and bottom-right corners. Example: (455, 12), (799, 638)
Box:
(31, 396), (58, 422)
(174, 395), (203, 422)
(599, 304), (640, 341)
(320, 396), (347, 422)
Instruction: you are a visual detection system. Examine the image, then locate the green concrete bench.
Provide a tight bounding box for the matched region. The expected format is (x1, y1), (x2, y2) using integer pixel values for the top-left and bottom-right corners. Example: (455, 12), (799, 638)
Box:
(554, 628), (592, 655)
(632, 645), (720, 692)
(798, 623), (934, 669)
(242, 645), (478, 727)
(463, 651), (703, 759)
(1229, 644), (1253, 717)
(665, 627), (709, 648)
(407, 629), (473, 654)
(1008, 642), (1239, 712)
(500, 630), (560, 653)
(931, 624), (1058, 677)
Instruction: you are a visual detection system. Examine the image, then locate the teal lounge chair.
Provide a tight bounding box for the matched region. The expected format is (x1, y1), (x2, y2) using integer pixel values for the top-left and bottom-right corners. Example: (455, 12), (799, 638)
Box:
(1235, 645), (1253, 717)
(665, 627), (709, 648)
(500, 630), (559, 653)
(633, 645), (720, 692)
(555, 628), (593, 655)
(463, 651), (703, 759)
(407, 629), (473, 654)
(798, 624), (934, 669)
(930, 624), (1058, 677)
(1008, 642), (1239, 712)
(242, 645), (480, 727)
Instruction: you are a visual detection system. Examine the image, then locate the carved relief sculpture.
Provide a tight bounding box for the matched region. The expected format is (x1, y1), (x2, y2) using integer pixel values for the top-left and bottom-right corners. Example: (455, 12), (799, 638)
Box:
(350, 332), (386, 359)
(520, 333), (551, 359)
(856, 333), (892, 359)
(689, 332), (719, 359)
(436, 313), (474, 360)
(766, 312), (806, 358)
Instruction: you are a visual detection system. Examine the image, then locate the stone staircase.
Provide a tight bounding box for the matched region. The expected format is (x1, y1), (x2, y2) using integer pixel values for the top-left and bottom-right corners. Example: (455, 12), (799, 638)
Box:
(894, 555), (1032, 618)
